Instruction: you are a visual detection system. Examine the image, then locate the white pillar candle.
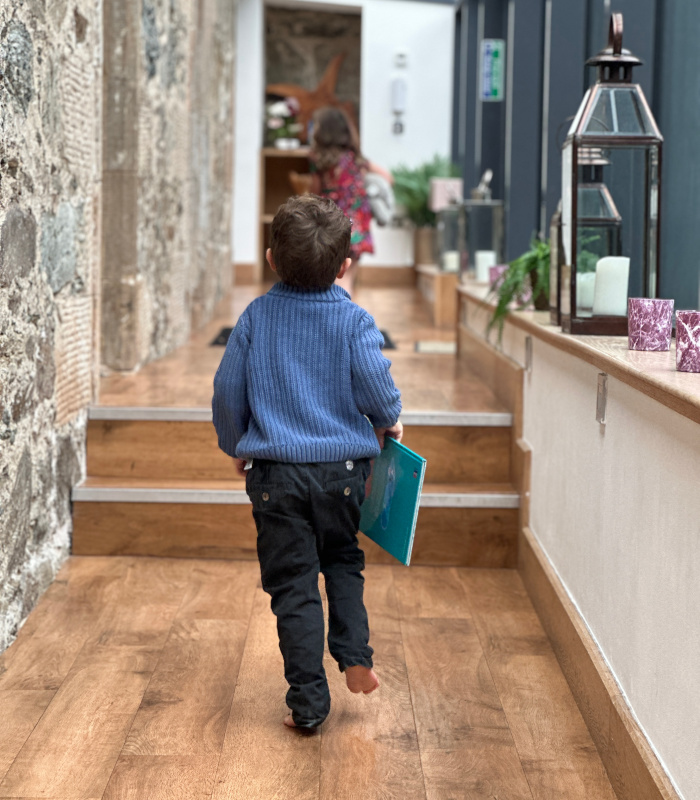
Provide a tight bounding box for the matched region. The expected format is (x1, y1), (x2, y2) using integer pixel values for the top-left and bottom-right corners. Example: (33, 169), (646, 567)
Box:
(475, 250), (497, 283)
(442, 250), (460, 273)
(576, 272), (596, 311)
(592, 256), (630, 317)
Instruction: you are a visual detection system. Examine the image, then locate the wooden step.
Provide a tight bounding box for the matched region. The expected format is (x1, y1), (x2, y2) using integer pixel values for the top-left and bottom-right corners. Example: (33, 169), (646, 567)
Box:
(72, 479), (519, 568)
(86, 407), (514, 484)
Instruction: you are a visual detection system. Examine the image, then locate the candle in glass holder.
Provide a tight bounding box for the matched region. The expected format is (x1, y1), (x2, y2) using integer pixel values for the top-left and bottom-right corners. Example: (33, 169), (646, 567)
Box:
(577, 272), (596, 312)
(628, 298), (674, 351)
(592, 257), (630, 316)
(475, 250), (497, 283)
(675, 310), (700, 372)
(442, 250), (460, 273)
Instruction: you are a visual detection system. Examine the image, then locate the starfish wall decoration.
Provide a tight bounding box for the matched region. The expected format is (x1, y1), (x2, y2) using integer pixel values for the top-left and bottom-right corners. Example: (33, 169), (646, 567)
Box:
(266, 53), (358, 143)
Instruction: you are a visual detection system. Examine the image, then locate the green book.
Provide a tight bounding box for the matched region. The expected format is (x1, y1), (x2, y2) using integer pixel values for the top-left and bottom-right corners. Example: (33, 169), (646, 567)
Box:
(359, 438), (426, 566)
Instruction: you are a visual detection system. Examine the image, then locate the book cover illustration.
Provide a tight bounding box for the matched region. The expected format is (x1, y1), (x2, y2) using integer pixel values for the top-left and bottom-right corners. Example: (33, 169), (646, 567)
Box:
(359, 437), (426, 566)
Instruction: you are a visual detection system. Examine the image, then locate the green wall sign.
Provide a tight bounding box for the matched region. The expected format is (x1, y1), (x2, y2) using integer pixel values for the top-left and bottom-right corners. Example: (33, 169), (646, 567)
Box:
(480, 39), (505, 102)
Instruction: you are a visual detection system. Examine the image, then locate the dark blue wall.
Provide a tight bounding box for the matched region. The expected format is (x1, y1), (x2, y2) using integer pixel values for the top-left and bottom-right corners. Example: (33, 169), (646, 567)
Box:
(451, 0), (700, 309)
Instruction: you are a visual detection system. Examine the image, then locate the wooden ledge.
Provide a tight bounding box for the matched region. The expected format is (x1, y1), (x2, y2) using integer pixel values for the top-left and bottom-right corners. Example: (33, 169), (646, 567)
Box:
(459, 283), (700, 427)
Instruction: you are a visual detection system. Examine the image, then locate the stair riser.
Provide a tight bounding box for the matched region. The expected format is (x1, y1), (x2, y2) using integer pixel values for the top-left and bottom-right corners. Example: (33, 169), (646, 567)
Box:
(87, 420), (512, 484)
(72, 502), (518, 568)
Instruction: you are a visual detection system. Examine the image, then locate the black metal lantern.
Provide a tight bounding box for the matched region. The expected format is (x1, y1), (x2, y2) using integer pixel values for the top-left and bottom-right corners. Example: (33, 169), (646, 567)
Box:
(559, 13), (662, 335)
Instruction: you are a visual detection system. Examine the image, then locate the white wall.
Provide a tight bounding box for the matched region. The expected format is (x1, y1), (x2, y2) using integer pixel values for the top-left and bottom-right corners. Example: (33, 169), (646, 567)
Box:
(463, 294), (697, 800)
(359, 0), (454, 170)
(523, 341), (699, 800)
(232, 0), (455, 266)
(232, 0), (265, 266)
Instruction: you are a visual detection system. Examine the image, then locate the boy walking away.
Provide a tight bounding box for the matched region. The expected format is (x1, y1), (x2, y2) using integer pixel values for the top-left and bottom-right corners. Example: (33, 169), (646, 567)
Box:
(212, 195), (402, 730)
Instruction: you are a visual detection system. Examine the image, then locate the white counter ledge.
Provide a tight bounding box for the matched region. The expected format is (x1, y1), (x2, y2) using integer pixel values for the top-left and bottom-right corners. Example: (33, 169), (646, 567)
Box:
(458, 281), (700, 426)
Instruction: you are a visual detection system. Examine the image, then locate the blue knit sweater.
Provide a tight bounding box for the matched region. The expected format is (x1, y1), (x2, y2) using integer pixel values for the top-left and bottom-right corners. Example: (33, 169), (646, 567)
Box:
(212, 283), (401, 462)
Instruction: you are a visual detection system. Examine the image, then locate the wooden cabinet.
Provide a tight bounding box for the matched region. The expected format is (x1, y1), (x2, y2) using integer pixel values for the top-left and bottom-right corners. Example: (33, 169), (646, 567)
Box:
(259, 147), (311, 281)
(416, 264), (458, 328)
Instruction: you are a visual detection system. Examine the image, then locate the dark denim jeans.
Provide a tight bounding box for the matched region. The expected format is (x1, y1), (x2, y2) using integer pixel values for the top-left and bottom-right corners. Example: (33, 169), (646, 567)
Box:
(246, 458), (373, 728)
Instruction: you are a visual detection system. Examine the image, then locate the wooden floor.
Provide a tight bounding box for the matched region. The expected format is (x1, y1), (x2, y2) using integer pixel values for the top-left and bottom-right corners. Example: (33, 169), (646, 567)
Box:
(98, 283), (507, 414)
(0, 557), (616, 799)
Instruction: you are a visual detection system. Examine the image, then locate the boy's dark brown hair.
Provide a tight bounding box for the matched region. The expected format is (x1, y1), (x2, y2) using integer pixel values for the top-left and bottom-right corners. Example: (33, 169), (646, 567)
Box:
(270, 195), (351, 288)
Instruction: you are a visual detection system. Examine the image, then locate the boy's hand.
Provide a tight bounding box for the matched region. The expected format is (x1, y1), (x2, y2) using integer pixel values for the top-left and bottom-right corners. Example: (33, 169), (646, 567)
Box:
(233, 458), (247, 477)
(374, 420), (403, 449)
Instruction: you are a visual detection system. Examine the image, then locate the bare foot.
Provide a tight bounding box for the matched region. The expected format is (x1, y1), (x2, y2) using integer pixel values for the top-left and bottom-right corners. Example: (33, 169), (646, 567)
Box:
(283, 713), (296, 728)
(345, 665), (380, 694)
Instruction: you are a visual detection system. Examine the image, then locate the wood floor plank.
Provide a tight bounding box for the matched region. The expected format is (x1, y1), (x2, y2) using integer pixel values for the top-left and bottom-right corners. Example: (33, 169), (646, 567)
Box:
(175, 560), (260, 621)
(0, 557), (622, 799)
(401, 617), (534, 799)
(212, 589), (321, 800)
(393, 566), (472, 619)
(319, 567), (426, 800)
(122, 618), (249, 756)
(0, 648), (155, 799)
(418, 738), (535, 800)
(459, 570), (551, 658)
(0, 559), (128, 690)
(102, 755), (218, 800)
(483, 653), (617, 799)
(78, 558), (193, 651)
(458, 570), (616, 798)
(458, 568), (534, 615)
(0, 690), (55, 782)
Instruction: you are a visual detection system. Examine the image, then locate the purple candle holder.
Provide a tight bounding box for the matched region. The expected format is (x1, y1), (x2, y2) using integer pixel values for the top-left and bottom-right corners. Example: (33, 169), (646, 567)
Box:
(676, 310), (700, 373)
(628, 298), (674, 351)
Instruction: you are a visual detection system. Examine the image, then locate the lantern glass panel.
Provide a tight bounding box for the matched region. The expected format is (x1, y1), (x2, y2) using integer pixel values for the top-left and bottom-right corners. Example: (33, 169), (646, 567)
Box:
(573, 145), (656, 319)
(460, 200), (504, 282)
(580, 86), (656, 136)
(436, 204), (465, 273)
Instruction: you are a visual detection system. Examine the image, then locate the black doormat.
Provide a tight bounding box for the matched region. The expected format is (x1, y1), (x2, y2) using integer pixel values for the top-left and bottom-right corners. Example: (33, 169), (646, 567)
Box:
(379, 330), (396, 350)
(210, 327), (234, 346)
(211, 326), (397, 350)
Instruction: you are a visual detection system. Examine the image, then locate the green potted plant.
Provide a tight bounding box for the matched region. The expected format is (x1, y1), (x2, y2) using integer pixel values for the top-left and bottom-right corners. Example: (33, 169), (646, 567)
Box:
(392, 156), (460, 266)
(487, 236), (550, 339)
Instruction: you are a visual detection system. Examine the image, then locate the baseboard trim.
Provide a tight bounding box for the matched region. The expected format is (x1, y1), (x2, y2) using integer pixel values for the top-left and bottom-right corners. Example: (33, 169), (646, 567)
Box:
(519, 526), (679, 800)
(357, 265), (416, 287)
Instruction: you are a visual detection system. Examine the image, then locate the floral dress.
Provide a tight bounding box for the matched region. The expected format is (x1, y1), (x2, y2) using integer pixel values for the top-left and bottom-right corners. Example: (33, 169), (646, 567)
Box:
(311, 151), (374, 260)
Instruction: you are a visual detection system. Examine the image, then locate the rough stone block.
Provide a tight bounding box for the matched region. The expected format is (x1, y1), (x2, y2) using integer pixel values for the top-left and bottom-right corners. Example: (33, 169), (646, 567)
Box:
(40, 202), (82, 293)
(2, 448), (33, 580)
(36, 325), (56, 401)
(0, 20), (34, 114)
(0, 205), (37, 287)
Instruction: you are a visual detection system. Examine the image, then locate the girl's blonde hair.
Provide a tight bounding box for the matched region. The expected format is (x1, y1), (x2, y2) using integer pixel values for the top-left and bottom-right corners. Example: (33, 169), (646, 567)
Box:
(311, 107), (365, 172)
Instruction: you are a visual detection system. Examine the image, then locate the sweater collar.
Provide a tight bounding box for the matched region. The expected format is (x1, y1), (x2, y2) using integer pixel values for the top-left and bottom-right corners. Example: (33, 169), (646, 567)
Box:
(268, 282), (350, 302)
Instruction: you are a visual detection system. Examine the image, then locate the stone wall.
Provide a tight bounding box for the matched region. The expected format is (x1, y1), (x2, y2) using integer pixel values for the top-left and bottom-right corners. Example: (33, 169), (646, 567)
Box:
(0, 1), (102, 651)
(265, 7), (361, 117)
(0, 0), (236, 652)
(102, 0), (236, 370)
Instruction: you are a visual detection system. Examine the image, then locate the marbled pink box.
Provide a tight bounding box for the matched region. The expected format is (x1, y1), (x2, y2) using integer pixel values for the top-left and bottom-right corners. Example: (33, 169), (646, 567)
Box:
(489, 264), (508, 288)
(628, 298), (674, 351)
(676, 310), (700, 373)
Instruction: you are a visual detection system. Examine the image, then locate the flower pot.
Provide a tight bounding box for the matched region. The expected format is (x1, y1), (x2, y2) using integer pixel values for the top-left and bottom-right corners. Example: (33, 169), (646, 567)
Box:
(414, 226), (436, 266)
(274, 138), (301, 151)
